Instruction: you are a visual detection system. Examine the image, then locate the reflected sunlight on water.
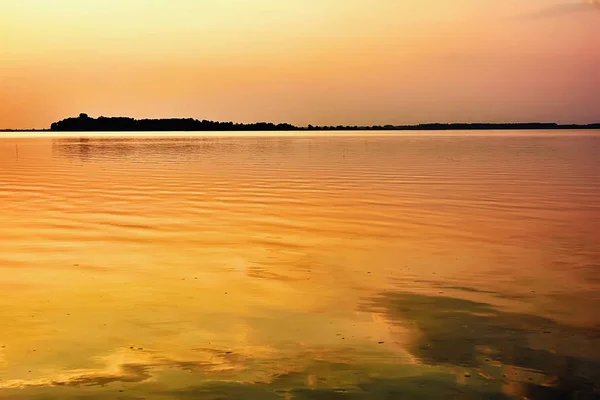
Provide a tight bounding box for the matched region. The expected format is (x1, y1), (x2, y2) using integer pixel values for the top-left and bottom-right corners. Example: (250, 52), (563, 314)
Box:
(0, 131), (599, 399)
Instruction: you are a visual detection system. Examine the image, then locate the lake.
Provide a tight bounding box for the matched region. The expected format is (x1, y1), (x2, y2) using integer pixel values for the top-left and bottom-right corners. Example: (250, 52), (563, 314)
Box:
(0, 131), (599, 399)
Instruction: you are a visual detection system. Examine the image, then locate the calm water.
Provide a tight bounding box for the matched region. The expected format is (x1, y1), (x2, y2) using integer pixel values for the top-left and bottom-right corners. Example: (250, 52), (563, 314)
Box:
(0, 131), (599, 399)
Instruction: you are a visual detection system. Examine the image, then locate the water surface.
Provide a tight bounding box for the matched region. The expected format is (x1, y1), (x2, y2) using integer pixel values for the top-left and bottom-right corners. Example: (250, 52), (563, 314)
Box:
(1, 131), (599, 399)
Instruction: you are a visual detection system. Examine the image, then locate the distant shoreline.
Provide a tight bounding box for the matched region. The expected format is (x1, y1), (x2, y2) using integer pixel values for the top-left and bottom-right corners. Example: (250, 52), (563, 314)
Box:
(3, 127), (600, 133)
(2, 114), (599, 132)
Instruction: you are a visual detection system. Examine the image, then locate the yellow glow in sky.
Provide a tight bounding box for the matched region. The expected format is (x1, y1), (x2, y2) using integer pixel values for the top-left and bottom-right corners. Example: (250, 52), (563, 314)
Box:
(1, 0), (598, 128)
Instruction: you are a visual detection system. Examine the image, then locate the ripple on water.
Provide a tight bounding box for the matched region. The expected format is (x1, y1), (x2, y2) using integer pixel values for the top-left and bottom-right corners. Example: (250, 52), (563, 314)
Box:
(0, 131), (599, 399)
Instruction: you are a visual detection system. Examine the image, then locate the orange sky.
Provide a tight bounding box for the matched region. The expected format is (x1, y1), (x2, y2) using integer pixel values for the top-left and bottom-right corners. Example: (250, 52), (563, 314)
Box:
(1, 0), (598, 129)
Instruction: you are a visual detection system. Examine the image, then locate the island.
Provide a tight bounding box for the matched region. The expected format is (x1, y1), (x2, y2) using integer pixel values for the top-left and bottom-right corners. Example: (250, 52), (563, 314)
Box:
(25, 113), (600, 132)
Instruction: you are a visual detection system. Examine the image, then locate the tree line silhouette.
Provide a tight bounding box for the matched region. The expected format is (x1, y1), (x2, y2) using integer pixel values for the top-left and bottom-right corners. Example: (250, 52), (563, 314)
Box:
(48, 114), (600, 132)
(50, 114), (298, 132)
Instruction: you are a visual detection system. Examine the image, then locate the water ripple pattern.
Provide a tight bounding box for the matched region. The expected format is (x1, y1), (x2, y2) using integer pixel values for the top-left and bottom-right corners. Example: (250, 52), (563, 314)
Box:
(0, 131), (599, 399)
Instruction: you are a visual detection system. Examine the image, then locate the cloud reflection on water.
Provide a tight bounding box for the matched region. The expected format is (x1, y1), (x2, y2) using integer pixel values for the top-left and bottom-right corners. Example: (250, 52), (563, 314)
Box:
(362, 292), (600, 399)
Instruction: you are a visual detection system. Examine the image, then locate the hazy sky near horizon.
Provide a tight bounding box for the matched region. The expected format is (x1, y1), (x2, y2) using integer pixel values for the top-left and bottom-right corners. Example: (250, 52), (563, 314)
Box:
(1, 0), (598, 128)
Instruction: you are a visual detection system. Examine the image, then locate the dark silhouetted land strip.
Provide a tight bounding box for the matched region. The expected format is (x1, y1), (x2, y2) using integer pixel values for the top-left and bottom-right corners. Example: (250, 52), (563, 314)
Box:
(50, 114), (299, 132)
(2, 114), (599, 132)
(47, 114), (600, 132)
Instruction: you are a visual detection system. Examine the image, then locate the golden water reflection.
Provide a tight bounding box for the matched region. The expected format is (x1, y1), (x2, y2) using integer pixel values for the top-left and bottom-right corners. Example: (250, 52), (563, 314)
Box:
(0, 132), (599, 398)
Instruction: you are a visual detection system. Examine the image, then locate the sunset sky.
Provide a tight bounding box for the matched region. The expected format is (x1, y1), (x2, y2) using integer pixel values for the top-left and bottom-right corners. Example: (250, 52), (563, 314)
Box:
(1, 0), (598, 129)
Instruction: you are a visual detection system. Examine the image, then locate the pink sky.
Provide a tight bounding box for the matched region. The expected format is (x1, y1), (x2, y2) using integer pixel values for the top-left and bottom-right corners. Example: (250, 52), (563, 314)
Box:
(0, 0), (598, 129)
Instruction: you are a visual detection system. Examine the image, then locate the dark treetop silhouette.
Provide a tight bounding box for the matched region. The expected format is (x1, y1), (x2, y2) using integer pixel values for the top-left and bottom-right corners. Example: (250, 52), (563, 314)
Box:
(48, 114), (600, 132)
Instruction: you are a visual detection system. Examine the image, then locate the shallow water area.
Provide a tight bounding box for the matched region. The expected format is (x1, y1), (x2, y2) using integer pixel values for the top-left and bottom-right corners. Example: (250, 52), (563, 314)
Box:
(0, 131), (599, 399)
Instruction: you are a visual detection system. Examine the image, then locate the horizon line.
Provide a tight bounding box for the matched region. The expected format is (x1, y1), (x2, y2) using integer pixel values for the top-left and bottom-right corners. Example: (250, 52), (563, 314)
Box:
(1, 114), (599, 132)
